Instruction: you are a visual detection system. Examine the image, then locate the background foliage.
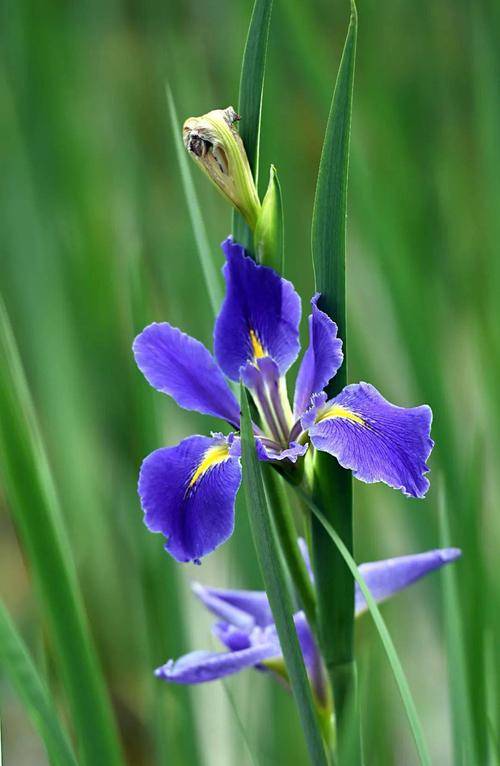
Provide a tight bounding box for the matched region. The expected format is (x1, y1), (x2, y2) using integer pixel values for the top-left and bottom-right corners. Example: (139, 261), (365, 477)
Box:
(1, 0), (499, 763)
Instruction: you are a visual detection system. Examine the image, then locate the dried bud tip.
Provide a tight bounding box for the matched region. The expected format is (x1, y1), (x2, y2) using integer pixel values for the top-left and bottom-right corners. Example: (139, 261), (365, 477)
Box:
(222, 106), (240, 125)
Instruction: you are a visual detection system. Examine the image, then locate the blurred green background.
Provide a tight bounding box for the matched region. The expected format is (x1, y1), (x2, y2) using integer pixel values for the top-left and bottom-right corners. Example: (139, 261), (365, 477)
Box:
(1, 0), (499, 763)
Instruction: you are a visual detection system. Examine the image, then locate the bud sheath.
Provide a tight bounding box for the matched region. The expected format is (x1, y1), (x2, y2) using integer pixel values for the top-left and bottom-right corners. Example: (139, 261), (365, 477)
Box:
(254, 164), (284, 271)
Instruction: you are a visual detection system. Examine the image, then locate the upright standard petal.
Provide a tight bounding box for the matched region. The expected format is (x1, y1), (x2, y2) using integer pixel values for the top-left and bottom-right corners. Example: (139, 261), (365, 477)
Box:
(138, 434), (241, 563)
(303, 383), (433, 497)
(293, 294), (344, 418)
(133, 322), (240, 427)
(214, 237), (301, 380)
(355, 548), (462, 614)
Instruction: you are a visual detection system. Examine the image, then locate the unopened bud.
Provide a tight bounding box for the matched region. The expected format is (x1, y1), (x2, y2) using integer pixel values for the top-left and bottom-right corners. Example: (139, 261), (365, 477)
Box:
(254, 165), (284, 271)
(183, 107), (261, 230)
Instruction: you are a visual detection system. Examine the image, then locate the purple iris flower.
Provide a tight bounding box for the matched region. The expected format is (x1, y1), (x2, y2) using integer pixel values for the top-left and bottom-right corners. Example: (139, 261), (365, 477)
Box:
(133, 238), (434, 563)
(155, 547), (461, 699)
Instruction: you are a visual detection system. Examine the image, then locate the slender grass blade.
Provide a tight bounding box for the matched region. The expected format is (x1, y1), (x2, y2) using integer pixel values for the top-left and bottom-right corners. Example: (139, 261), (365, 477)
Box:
(166, 85), (224, 317)
(233, 0), (273, 250)
(299, 489), (431, 766)
(0, 600), (78, 766)
(438, 483), (475, 765)
(0, 297), (124, 766)
(240, 386), (327, 766)
(222, 680), (260, 766)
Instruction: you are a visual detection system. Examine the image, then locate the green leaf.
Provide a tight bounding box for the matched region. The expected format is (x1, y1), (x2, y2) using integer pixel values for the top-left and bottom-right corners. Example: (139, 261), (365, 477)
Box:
(0, 296), (124, 766)
(298, 489), (432, 766)
(240, 385), (328, 766)
(233, 0), (273, 251)
(309, 2), (359, 754)
(166, 85), (224, 316)
(311, 0), (356, 354)
(254, 164), (284, 272)
(0, 600), (78, 766)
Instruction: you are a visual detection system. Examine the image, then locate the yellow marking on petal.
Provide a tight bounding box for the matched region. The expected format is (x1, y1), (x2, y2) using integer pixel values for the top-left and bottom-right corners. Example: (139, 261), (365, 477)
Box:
(189, 444), (230, 488)
(315, 403), (365, 426)
(249, 328), (266, 360)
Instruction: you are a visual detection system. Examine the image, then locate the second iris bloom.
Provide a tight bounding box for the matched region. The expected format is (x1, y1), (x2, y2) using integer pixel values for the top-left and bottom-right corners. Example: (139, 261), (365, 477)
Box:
(133, 238), (434, 563)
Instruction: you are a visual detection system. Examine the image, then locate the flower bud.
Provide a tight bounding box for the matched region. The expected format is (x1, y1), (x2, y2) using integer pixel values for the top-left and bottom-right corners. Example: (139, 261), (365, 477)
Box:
(254, 164), (284, 271)
(183, 107), (261, 230)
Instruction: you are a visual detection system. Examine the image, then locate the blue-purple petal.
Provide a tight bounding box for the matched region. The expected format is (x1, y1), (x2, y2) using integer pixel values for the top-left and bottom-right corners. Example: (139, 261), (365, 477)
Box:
(303, 383), (434, 498)
(256, 438), (308, 463)
(163, 546), (461, 685)
(214, 237), (301, 380)
(197, 585), (273, 627)
(293, 612), (328, 706)
(293, 294), (343, 418)
(191, 582), (257, 630)
(155, 642), (279, 685)
(212, 622), (253, 651)
(133, 322), (240, 427)
(355, 548), (462, 614)
(138, 434), (241, 563)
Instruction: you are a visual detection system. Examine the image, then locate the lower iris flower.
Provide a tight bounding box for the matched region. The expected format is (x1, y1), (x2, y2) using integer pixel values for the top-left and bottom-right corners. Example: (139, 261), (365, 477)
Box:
(155, 546), (461, 704)
(133, 238), (434, 563)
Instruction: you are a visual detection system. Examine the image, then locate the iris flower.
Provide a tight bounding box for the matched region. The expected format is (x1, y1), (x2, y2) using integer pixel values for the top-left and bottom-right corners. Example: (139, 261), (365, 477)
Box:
(155, 546), (460, 699)
(133, 238), (433, 563)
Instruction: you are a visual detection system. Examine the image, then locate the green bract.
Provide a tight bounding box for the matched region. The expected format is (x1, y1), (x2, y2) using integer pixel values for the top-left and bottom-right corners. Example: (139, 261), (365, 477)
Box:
(254, 164), (284, 271)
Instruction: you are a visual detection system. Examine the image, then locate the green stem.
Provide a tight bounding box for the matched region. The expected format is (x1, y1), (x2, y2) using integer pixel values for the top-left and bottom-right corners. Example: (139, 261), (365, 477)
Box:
(311, 457), (360, 763)
(264, 466), (317, 634)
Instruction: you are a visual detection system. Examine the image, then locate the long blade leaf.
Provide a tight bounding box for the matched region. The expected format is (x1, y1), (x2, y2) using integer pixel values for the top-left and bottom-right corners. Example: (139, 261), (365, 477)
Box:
(311, 0), (357, 332)
(0, 296), (124, 766)
(240, 386), (327, 766)
(309, 1), (359, 751)
(166, 85), (224, 316)
(298, 489), (431, 766)
(0, 600), (78, 766)
(233, 0), (273, 250)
